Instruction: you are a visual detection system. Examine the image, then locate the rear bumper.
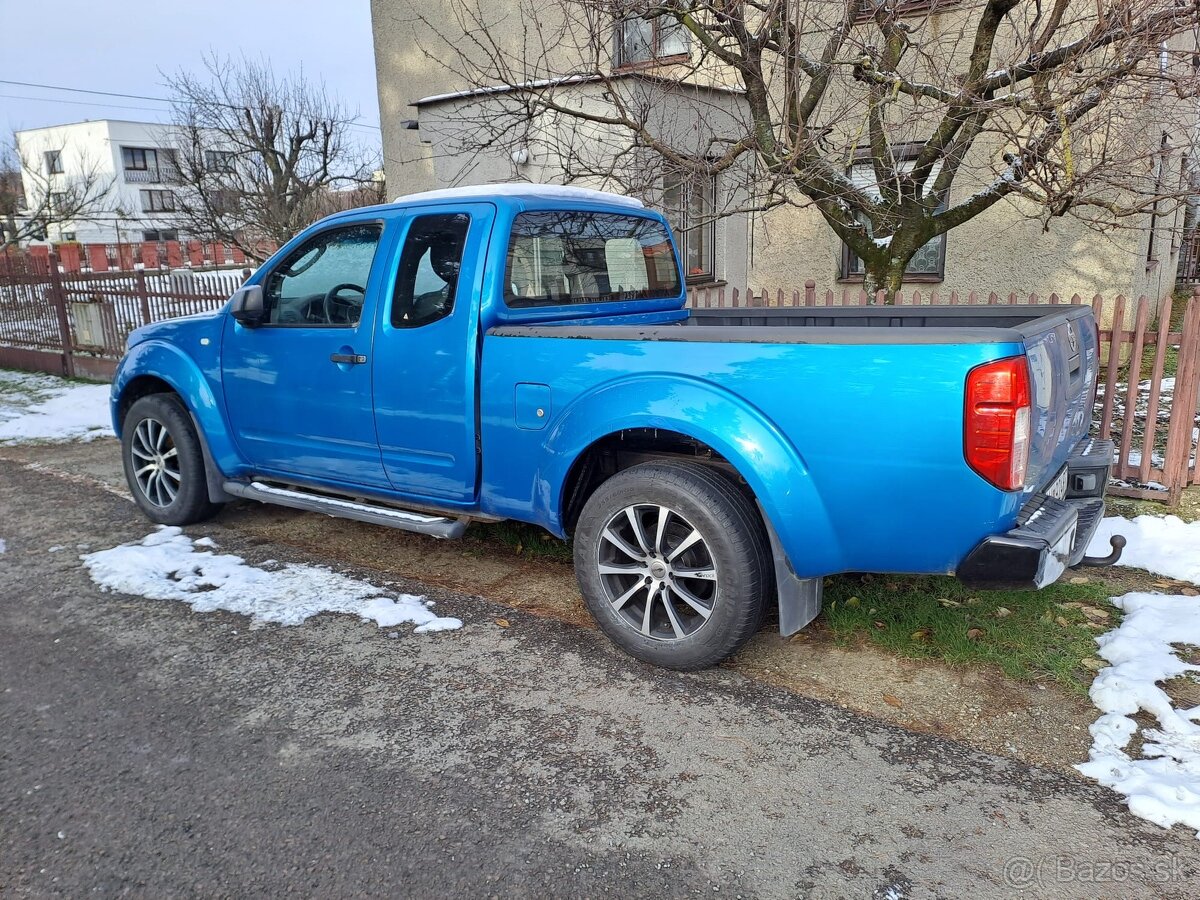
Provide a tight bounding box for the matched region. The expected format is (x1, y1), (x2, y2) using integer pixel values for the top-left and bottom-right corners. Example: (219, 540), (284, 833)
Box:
(957, 438), (1115, 590)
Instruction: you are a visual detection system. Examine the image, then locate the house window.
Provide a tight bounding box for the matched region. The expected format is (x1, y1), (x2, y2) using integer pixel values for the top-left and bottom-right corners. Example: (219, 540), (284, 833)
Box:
(205, 150), (236, 172)
(45, 150), (63, 175)
(49, 191), (67, 210)
(615, 11), (689, 67)
(122, 147), (154, 171)
(62, 232), (76, 242)
(840, 159), (946, 281)
(663, 170), (716, 282)
(141, 189), (176, 213)
(207, 189), (240, 213)
(142, 229), (179, 242)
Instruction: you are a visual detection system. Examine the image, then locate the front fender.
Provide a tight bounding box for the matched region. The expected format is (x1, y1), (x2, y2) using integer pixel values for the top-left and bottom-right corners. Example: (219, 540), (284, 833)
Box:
(111, 340), (239, 475)
(540, 374), (843, 578)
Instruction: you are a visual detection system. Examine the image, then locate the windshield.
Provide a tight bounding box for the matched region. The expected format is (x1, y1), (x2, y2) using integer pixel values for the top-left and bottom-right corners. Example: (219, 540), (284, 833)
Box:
(504, 211), (681, 308)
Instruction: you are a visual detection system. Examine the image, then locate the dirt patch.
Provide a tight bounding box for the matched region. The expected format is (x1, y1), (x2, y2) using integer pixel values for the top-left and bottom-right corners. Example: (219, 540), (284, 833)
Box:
(216, 503), (1102, 774)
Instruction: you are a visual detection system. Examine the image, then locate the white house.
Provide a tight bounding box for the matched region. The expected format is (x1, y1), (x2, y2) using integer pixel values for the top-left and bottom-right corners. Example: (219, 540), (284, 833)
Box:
(15, 119), (194, 245)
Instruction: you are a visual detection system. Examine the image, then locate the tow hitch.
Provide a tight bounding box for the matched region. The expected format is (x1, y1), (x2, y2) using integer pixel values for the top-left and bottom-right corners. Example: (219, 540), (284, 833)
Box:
(1075, 534), (1126, 568)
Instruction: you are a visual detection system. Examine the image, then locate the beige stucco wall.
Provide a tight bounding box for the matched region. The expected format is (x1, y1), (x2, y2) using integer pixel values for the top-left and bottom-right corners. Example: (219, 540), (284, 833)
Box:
(373, 0), (1193, 308)
(750, 192), (1184, 309)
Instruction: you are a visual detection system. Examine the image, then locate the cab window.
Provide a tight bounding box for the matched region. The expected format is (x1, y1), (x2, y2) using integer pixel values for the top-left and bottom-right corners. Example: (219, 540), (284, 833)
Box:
(391, 214), (470, 328)
(263, 224), (381, 326)
(504, 211), (681, 307)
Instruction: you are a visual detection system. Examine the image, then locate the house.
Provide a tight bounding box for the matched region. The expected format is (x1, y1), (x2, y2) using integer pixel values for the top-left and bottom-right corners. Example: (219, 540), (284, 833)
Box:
(14, 119), (192, 245)
(372, 1), (1197, 304)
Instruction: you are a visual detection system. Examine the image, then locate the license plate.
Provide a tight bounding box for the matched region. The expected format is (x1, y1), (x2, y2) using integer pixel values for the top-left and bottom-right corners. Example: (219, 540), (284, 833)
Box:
(1045, 467), (1068, 500)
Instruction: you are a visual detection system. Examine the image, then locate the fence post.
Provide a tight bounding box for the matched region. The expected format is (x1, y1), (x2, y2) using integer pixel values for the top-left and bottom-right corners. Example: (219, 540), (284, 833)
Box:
(135, 269), (152, 325)
(804, 280), (816, 306)
(45, 251), (76, 378)
(1162, 294), (1200, 503)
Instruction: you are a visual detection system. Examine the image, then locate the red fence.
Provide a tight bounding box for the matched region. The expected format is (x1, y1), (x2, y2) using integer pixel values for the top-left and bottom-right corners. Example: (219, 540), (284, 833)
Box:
(0, 251), (244, 380)
(19, 239), (277, 275)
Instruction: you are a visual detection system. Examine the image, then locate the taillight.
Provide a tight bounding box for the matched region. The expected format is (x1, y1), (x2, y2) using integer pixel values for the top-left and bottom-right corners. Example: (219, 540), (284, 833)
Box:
(965, 356), (1031, 491)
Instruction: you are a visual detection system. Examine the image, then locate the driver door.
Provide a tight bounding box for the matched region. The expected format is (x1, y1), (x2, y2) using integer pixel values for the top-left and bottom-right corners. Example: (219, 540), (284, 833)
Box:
(221, 220), (393, 488)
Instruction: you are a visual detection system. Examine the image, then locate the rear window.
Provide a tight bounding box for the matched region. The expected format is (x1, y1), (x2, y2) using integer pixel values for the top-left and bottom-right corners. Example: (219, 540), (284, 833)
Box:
(504, 211), (681, 308)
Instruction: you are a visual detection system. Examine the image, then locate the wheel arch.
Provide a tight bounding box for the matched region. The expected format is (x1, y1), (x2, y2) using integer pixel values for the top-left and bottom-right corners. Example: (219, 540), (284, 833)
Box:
(113, 341), (238, 502)
(544, 374), (842, 579)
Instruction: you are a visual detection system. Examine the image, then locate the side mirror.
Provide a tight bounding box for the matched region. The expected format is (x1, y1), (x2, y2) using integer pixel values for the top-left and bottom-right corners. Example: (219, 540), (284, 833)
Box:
(230, 284), (265, 327)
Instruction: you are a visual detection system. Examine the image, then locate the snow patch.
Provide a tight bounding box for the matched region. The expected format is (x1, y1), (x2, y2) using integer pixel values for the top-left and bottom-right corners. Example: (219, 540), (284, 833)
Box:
(0, 370), (111, 444)
(1088, 516), (1200, 586)
(1076, 591), (1200, 836)
(0, 538), (6, 554)
(80, 527), (462, 633)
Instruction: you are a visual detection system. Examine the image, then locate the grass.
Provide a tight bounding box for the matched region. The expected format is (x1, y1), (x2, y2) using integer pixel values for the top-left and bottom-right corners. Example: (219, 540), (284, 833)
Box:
(461, 517), (1120, 694)
(820, 572), (1118, 694)
(467, 520), (574, 563)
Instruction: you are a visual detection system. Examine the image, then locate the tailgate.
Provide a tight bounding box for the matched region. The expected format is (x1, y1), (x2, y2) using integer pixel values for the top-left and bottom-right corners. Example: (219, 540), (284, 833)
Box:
(1020, 306), (1100, 493)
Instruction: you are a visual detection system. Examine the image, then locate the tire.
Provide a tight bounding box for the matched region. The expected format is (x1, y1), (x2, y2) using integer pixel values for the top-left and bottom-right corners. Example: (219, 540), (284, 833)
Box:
(121, 394), (223, 526)
(573, 459), (771, 670)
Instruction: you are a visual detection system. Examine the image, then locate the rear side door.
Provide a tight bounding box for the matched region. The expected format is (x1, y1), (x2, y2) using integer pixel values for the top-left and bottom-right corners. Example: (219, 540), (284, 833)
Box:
(221, 219), (393, 488)
(372, 202), (496, 504)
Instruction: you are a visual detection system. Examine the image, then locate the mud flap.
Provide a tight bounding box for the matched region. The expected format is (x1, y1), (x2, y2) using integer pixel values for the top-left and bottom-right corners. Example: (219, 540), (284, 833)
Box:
(759, 504), (822, 636)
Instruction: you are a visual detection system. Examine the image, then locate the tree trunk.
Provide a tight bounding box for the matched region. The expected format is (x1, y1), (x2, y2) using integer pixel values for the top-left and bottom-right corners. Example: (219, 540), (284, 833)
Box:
(862, 255), (909, 305)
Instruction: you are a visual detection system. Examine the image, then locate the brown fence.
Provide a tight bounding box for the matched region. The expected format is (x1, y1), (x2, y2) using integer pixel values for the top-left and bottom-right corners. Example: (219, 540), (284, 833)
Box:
(0, 251), (244, 380)
(687, 283), (1200, 506)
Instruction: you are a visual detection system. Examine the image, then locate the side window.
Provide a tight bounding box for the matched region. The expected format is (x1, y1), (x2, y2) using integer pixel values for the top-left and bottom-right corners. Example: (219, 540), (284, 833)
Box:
(263, 224), (382, 326)
(391, 214), (470, 328)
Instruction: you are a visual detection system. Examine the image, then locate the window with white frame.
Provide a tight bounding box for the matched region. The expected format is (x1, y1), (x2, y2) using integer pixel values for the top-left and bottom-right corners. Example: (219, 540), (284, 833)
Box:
(841, 156), (946, 280)
(615, 9), (689, 68)
(663, 169), (716, 282)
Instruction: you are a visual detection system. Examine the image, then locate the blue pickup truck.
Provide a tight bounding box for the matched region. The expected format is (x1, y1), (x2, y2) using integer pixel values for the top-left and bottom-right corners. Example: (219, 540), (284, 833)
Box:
(112, 184), (1122, 668)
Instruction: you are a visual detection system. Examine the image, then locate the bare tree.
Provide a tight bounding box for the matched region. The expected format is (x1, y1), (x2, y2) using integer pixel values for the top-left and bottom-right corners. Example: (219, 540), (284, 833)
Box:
(163, 55), (381, 261)
(411, 0), (1200, 301)
(1, 133), (115, 249)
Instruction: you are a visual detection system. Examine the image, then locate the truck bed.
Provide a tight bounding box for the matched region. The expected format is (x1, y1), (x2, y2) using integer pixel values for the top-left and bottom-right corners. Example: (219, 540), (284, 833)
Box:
(490, 304), (1094, 345)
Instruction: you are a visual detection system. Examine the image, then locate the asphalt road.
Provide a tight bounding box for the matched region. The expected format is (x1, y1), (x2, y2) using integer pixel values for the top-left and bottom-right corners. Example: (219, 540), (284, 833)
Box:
(1, 453), (1198, 898)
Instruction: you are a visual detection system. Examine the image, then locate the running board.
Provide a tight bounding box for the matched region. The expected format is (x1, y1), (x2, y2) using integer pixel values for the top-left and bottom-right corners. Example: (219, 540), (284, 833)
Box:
(223, 481), (470, 539)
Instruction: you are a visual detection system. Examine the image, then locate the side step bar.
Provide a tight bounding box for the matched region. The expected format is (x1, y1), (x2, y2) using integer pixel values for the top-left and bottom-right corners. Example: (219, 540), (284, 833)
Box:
(222, 481), (470, 539)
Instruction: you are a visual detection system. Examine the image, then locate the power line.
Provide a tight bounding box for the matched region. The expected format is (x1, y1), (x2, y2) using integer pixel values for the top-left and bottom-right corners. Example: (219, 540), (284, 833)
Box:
(0, 79), (172, 103)
(0, 93), (171, 114)
(0, 77), (383, 132)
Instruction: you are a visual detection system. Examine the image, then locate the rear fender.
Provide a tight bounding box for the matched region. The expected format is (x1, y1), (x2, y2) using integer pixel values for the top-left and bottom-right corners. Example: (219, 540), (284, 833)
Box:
(541, 374), (842, 578)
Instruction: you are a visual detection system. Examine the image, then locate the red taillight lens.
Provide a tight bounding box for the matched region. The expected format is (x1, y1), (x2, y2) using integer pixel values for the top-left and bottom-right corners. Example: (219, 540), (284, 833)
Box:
(965, 356), (1031, 491)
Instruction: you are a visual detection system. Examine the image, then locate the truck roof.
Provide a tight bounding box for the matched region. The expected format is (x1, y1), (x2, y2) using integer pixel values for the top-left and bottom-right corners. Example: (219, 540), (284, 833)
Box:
(390, 182), (646, 210)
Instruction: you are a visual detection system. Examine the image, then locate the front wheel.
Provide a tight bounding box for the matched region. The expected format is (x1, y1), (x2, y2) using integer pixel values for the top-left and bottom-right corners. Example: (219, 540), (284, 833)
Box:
(121, 394), (223, 526)
(573, 460), (771, 670)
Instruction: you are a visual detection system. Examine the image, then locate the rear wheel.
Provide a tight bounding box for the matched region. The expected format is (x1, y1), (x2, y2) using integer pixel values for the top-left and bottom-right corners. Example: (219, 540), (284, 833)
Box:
(121, 394), (222, 526)
(573, 460), (770, 669)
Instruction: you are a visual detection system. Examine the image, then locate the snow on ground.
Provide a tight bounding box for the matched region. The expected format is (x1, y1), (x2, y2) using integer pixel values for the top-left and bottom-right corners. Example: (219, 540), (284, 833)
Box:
(81, 527), (461, 633)
(1088, 515), (1200, 586)
(1076, 591), (1200, 837)
(0, 370), (111, 444)
(0, 538), (6, 553)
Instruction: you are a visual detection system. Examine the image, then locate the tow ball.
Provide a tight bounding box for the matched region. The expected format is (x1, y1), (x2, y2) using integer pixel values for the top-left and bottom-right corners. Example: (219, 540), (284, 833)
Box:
(1075, 534), (1127, 568)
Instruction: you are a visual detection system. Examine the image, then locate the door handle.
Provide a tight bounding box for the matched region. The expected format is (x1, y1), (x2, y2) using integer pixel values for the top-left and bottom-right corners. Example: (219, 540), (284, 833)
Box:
(330, 353), (367, 365)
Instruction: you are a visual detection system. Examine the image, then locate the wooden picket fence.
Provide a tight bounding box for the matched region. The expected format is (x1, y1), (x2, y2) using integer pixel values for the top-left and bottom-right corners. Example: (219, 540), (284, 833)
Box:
(688, 282), (1200, 505)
